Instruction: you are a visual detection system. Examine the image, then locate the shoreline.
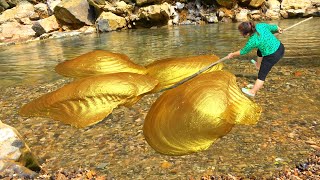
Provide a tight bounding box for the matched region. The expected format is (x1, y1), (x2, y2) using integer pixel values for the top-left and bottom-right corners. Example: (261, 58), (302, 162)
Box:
(1, 0), (319, 47)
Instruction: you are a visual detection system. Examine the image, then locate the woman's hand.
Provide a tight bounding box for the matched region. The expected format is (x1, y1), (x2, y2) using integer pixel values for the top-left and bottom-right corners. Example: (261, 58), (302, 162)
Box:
(227, 51), (240, 59)
(227, 52), (234, 59)
(278, 27), (283, 34)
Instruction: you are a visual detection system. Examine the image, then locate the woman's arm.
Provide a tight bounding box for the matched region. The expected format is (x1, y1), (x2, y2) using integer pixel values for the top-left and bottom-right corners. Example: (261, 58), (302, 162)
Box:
(227, 50), (241, 59)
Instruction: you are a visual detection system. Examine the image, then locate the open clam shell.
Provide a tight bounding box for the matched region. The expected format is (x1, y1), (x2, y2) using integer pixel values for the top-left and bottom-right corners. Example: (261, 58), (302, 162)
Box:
(143, 70), (261, 155)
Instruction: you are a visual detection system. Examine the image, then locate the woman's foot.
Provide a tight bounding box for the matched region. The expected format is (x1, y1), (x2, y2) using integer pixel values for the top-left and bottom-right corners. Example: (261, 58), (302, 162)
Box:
(242, 88), (255, 97)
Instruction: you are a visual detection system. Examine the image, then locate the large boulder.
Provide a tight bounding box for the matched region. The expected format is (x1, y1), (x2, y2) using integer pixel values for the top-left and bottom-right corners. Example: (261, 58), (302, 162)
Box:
(0, 121), (40, 172)
(96, 11), (127, 32)
(135, 2), (171, 28)
(53, 0), (95, 27)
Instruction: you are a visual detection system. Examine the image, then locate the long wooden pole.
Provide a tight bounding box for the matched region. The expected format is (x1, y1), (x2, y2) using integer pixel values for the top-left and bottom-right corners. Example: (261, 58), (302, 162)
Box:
(283, 17), (313, 32)
(158, 17), (314, 93)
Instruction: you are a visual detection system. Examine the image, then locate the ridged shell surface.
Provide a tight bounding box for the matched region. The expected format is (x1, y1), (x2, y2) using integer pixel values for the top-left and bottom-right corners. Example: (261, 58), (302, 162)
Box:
(145, 55), (224, 92)
(143, 70), (262, 155)
(20, 73), (158, 128)
(55, 50), (147, 78)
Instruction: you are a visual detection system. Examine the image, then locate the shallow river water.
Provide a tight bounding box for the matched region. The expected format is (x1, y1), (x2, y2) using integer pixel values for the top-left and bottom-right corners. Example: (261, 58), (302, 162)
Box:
(0, 18), (319, 179)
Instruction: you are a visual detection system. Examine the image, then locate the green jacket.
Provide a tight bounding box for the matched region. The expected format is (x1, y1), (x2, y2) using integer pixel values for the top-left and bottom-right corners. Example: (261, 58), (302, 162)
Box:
(240, 23), (281, 56)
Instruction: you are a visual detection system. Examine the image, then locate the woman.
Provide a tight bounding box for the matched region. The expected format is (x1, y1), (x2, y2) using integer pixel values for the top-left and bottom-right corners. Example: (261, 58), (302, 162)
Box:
(228, 21), (285, 97)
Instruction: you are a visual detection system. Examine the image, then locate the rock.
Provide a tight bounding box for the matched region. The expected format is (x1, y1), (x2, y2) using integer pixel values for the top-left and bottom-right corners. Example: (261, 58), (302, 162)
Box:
(34, 3), (50, 19)
(78, 25), (96, 34)
(266, 0), (280, 11)
(53, 0), (95, 27)
(0, 121), (41, 172)
(304, 6), (320, 16)
(96, 12), (127, 32)
(0, 1), (35, 24)
(217, 7), (234, 19)
(102, 1), (133, 16)
(236, 8), (249, 22)
(47, 0), (61, 16)
(136, 0), (159, 7)
(0, 21), (36, 43)
(266, 9), (280, 19)
(249, 10), (262, 20)
(281, 0), (313, 10)
(88, 0), (105, 19)
(135, 3), (171, 28)
(204, 13), (218, 23)
(0, 0), (10, 11)
(0, 159), (38, 178)
(32, 15), (60, 36)
(249, 0), (265, 8)
(175, 2), (185, 10)
(287, 9), (305, 17)
(216, 0), (236, 9)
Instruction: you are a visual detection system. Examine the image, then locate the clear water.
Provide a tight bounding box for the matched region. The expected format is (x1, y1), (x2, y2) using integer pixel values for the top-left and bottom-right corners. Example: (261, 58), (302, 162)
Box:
(0, 18), (319, 178)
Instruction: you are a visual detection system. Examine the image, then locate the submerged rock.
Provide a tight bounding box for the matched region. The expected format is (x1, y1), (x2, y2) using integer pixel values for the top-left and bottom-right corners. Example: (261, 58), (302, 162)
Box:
(0, 121), (41, 173)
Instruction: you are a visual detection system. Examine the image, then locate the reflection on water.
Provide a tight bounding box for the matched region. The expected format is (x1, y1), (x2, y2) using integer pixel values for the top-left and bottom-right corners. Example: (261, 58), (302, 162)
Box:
(0, 18), (319, 178)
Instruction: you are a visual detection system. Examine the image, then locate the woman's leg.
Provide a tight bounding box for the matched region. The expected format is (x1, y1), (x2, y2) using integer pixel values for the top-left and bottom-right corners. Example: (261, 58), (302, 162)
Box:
(255, 49), (263, 70)
(249, 79), (264, 95)
(255, 56), (262, 70)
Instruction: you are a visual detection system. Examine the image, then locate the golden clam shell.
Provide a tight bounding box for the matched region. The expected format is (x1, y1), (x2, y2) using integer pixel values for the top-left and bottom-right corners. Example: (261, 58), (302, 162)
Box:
(143, 70), (261, 155)
(20, 73), (158, 128)
(55, 50), (147, 78)
(145, 55), (224, 92)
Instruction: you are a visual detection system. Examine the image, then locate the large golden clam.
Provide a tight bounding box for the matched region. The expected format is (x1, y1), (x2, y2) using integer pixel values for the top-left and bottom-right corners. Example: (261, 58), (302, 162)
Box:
(20, 73), (158, 128)
(145, 55), (224, 92)
(143, 70), (261, 155)
(55, 50), (147, 78)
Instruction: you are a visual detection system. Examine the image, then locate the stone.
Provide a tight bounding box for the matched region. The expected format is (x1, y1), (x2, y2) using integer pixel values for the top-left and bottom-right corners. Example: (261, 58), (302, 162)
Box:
(266, 0), (280, 11)
(47, 0), (61, 15)
(102, 1), (133, 16)
(54, 0), (95, 26)
(249, 0), (265, 8)
(281, 0), (313, 10)
(34, 3), (50, 19)
(266, 9), (280, 19)
(216, 0), (236, 8)
(32, 15), (60, 36)
(236, 8), (249, 22)
(0, 21), (36, 42)
(135, 3), (171, 28)
(0, 121), (40, 172)
(96, 12), (127, 32)
(0, 1), (34, 24)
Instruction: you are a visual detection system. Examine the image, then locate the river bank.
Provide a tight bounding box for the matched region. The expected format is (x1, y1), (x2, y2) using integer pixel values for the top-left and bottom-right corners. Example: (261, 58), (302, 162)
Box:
(1, 0), (319, 46)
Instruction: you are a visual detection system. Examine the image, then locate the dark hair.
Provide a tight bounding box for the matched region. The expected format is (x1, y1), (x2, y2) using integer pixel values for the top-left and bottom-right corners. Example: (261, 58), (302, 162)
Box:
(238, 22), (257, 36)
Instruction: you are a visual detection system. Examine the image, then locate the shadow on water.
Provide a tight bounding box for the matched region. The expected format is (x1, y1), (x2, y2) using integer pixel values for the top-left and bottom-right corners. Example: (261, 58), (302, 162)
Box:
(0, 18), (319, 178)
